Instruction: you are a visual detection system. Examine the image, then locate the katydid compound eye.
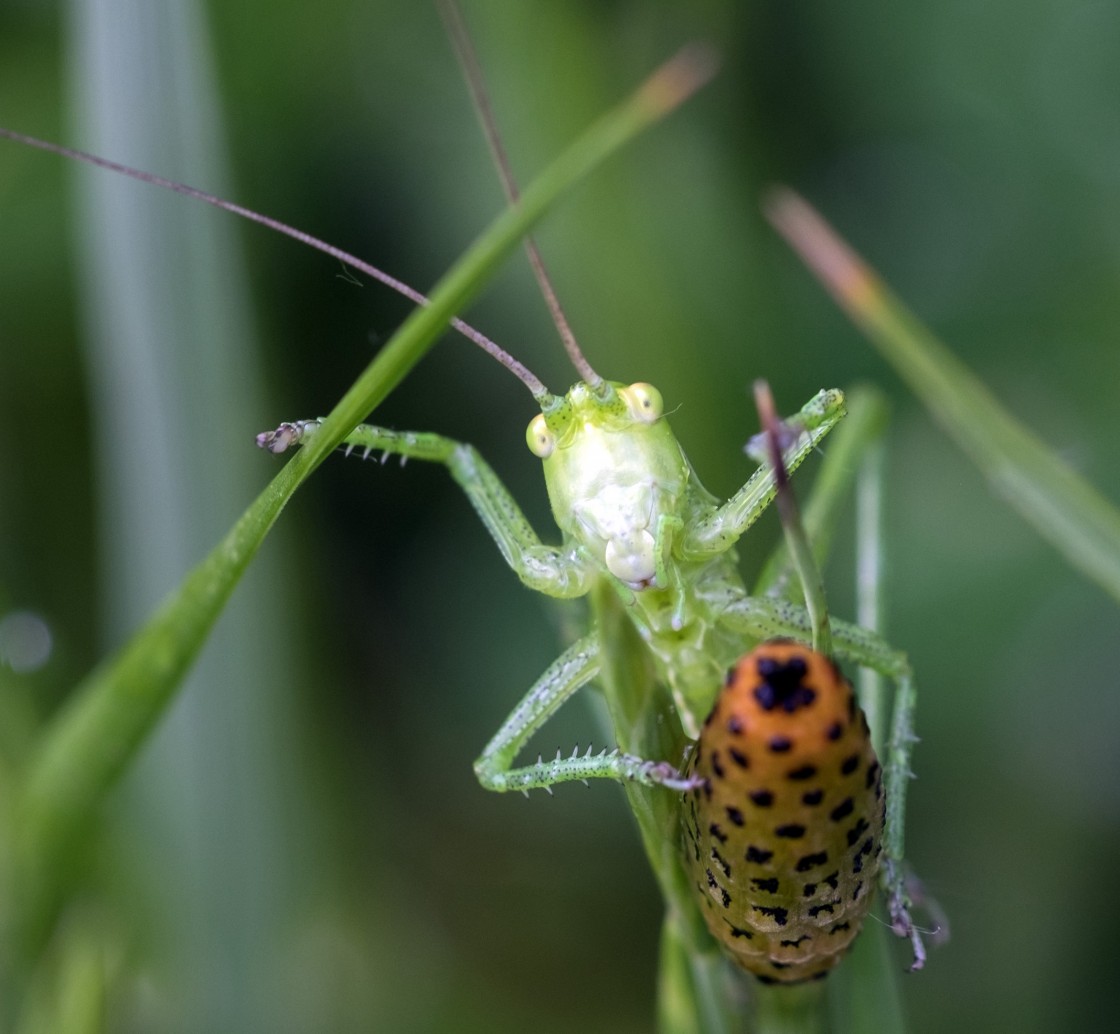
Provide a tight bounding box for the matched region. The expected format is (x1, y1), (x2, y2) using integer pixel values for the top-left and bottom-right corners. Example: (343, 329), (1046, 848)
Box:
(621, 382), (663, 423)
(526, 414), (555, 458)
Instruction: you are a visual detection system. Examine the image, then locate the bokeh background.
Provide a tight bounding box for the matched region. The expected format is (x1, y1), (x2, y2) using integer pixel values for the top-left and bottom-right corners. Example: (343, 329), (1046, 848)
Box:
(2, 1), (1118, 1031)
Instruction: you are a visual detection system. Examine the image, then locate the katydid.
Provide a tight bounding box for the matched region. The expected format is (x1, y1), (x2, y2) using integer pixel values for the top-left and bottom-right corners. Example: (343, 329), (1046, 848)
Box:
(250, 11), (929, 980)
(254, 339), (926, 971)
(0, 5), (930, 1001)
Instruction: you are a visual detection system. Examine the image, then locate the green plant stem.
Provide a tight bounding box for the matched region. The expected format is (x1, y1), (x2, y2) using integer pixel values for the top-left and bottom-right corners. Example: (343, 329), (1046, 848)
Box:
(752, 982), (827, 1034)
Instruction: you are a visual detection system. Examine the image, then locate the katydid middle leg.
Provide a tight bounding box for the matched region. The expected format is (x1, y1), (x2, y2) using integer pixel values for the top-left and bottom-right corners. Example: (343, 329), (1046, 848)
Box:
(472, 634), (701, 794)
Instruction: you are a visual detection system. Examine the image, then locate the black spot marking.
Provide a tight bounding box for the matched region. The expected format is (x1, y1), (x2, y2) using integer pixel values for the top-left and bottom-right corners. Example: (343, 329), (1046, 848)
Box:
(802, 883), (817, 897)
(751, 876), (780, 893)
(796, 851), (828, 872)
(707, 868), (732, 908)
(775, 823), (806, 839)
(802, 789), (824, 806)
(830, 797), (854, 822)
(846, 818), (870, 847)
(829, 922), (851, 934)
(866, 761), (881, 789)
(727, 714), (744, 735)
(823, 871), (839, 890)
(752, 905), (789, 927)
(852, 880), (863, 901)
(725, 923), (753, 940)
(702, 781), (712, 802)
(787, 764), (817, 781)
(757, 975), (778, 985)
(749, 789), (774, 807)
(808, 902), (836, 917)
(840, 753), (860, 776)
(771, 961), (790, 970)
(746, 845), (774, 864)
(768, 735), (793, 753)
(728, 747), (749, 768)
(726, 806), (745, 826)
(781, 936), (810, 947)
(826, 721), (843, 741)
(711, 848), (731, 878)
(709, 822), (727, 844)
(754, 655), (816, 713)
(711, 752), (725, 779)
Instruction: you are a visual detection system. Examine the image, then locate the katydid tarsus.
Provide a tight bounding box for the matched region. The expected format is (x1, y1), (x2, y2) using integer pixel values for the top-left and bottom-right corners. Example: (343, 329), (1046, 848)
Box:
(0, 2), (929, 995)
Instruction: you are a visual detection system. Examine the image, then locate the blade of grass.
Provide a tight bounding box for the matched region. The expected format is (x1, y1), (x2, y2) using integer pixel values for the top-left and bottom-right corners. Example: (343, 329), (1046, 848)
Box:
(12, 42), (718, 948)
(766, 188), (1120, 606)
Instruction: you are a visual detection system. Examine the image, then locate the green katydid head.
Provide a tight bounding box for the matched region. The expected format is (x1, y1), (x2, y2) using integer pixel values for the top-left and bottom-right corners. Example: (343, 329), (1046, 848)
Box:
(522, 379), (687, 589)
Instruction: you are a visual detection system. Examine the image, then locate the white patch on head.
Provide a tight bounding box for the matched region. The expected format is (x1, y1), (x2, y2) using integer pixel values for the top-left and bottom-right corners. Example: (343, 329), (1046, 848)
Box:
(605, 529), (656, 587)
(572, 476), (660, 588)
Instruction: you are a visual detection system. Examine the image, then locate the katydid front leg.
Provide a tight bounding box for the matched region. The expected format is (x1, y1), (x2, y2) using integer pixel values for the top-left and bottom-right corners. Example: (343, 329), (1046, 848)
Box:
(682, 388), (847, 558)
(257, 419), (594, 597)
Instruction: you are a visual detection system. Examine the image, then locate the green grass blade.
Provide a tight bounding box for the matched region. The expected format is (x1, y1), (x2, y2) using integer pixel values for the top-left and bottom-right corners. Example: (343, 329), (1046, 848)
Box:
(767, 188), (1120, 605)
(13, 43), (717, 943)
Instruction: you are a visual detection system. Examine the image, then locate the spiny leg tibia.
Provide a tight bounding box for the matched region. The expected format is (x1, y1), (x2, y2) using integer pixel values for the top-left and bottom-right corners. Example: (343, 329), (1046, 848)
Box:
(472, 635), (700, 795)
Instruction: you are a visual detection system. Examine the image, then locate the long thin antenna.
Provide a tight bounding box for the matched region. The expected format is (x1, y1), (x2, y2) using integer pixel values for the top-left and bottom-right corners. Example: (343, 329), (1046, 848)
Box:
(439, 0), (603, 387)
(754, 380), (832, 656)
(0, 126), (551, 401)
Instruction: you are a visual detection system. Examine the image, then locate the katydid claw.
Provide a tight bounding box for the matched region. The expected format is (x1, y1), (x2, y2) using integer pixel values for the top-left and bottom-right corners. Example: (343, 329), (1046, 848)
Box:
(641, 760), (704, 793)
(255, 421), (304, 454)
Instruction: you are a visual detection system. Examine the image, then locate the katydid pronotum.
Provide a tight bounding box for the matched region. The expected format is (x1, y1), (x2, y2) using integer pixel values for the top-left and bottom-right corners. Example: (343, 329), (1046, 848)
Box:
(0, 2), (931, 1003)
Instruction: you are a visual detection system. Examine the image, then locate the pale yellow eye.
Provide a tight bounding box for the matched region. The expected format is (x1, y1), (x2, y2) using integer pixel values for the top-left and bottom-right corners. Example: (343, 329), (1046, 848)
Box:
(621, 382), (664, 424)
(526, 414), (555, 458)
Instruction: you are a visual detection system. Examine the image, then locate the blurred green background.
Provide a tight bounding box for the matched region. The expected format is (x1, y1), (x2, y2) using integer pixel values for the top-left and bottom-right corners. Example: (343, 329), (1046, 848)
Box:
(1, 0), (1118, 1031)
